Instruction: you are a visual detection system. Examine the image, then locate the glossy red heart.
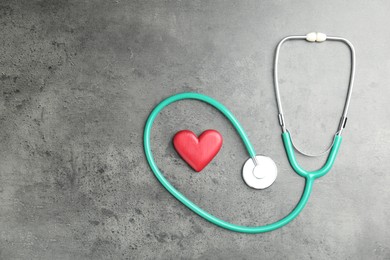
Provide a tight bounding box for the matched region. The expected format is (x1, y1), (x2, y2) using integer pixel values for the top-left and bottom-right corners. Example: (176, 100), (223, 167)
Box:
(173, 130), (223, 172)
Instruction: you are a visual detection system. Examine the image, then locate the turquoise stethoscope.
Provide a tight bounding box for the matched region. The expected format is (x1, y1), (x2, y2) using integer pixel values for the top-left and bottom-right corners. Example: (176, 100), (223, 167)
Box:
(144, 32), (356, 233)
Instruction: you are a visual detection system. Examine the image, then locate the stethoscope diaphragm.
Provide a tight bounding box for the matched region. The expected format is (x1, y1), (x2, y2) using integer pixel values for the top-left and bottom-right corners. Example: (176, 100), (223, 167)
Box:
(242, 155), (277, 189)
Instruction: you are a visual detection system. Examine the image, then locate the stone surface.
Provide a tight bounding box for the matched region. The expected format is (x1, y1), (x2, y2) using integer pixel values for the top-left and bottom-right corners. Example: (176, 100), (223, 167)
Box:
(0, 0), (389, 259)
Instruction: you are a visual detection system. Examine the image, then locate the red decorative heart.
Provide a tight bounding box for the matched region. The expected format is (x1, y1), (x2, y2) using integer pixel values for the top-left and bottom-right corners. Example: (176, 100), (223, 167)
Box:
(173, 130), (223, 172)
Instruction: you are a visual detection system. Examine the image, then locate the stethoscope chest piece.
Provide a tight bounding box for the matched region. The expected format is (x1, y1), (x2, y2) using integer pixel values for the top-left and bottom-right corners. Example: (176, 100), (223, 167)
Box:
(242, 155), (277, 189)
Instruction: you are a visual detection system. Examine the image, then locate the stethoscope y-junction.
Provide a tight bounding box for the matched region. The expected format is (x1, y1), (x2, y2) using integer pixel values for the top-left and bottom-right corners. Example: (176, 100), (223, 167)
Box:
(144, 32), (356, 233)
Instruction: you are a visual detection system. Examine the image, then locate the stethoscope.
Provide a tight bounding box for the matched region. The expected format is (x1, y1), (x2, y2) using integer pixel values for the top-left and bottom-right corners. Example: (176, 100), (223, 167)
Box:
(144, 32), (355, 233)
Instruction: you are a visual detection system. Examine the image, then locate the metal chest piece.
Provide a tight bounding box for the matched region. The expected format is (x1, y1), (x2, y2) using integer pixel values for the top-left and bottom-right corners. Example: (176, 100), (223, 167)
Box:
(242, 155), (277, 189)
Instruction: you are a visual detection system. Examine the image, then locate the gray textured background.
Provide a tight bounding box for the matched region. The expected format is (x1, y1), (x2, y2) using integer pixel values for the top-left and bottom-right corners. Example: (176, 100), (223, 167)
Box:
(1, 0), (389, 259)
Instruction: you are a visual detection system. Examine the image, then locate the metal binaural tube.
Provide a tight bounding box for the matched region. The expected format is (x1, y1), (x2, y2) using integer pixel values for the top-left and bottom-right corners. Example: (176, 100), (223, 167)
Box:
(273, 33), (356, 155)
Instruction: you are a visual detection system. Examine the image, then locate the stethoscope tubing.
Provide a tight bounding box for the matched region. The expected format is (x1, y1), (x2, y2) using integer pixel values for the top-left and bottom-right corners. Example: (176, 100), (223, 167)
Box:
(144, 92), (316, 233)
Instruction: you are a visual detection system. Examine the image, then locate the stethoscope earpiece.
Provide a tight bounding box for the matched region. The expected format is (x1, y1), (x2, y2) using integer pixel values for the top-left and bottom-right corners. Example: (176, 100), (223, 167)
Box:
(305, 32), (327, 42)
